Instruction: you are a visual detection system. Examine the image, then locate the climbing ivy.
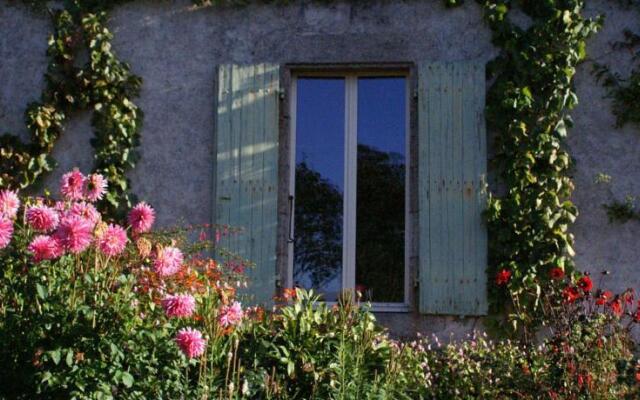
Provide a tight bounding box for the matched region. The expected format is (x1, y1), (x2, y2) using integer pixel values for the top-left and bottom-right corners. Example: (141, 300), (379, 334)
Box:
(479, 0), (600, 332)
(1, 1), (142, 219)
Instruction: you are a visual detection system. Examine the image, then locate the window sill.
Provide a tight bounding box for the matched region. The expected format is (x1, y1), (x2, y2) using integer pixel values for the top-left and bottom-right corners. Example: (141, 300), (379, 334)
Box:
(369, 303), (410, 313)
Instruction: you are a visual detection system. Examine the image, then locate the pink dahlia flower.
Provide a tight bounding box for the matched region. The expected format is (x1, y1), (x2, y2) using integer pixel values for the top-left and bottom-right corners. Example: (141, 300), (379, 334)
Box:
(0, 217), (14, 249)
(67, 202), (100, 227)
(128, 202), (155, 234)
(55, 215), (93, 254)
(28, 235), (63, 262)
(153, 246), (183, 277)
(83, 173), (108, 202)
(96, 224), (128, 257)
(60, 169), (86, 201)
(0, 189), (20, 219)
(26, 205), (60, 232)
(162, 293), (196, 318)
(218, 301), (244, 328)
(175, 327), (206, 358)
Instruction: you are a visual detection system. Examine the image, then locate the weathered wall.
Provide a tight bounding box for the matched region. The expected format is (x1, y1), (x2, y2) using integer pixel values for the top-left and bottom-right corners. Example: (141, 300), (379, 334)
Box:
(1, 0), (639, 339)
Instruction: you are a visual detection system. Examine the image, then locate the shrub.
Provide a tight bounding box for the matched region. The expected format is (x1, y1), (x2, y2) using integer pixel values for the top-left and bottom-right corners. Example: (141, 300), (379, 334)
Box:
(0, 169), (248, 399)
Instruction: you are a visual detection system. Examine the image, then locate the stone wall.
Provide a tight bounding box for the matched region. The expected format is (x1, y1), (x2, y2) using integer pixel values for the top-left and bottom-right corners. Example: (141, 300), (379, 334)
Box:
(1, 0), (639, 338)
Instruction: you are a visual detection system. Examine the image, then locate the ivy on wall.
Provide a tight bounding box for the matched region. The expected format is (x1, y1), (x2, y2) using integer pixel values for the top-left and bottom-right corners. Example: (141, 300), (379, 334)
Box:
(478, 0), (600, 332)
(1, 1), (142, 219)
(4, 0), (601, 333)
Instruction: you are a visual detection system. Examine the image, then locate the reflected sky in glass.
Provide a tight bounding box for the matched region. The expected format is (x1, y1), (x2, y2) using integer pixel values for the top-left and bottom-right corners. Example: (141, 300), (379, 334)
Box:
(294, 78), (344, 301)
(356, 77), (406, 303)
(293, 76), (407, 303)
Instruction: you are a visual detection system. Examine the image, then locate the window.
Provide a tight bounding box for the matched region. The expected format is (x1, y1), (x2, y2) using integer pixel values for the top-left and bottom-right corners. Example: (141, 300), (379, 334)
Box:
(288, 71), (409, 309)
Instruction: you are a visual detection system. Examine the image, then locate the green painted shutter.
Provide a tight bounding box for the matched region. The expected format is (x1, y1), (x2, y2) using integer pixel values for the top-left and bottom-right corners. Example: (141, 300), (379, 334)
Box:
(215, 64), (280, 305)
(418, 61), (488, 316)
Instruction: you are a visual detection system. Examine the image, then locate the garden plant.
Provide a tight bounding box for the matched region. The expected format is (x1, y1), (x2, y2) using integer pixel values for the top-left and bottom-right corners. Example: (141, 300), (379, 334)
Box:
(0, 170), (639, 399)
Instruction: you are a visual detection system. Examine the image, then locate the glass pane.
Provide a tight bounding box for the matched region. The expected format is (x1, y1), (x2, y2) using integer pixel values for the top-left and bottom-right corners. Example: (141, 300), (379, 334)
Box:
(294, 78), (345, 301)
(356, 77), (406, 303)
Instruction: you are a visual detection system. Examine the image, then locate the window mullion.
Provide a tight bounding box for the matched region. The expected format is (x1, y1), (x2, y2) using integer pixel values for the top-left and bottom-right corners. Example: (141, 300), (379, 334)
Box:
(343, 75), (357, 292)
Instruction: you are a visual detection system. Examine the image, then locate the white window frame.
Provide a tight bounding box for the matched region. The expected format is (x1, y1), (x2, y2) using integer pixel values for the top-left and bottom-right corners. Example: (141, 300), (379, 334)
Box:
(288, 70), (411, 312)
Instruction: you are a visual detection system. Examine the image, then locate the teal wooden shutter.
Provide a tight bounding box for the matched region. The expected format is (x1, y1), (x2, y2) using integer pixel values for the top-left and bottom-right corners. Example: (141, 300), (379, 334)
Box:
(418, 61), (488, 315)
(215, 64), (280, 305)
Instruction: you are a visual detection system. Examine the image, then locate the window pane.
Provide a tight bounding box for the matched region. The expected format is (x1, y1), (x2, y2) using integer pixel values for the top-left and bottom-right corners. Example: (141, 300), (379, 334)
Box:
(356, 77), (406, 303)
(294, 78), (344, 301)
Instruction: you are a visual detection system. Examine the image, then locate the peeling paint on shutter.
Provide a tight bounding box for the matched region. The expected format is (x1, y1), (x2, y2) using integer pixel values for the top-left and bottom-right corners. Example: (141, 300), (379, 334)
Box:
(216, 64), (280, 305)
(418, 61), (487, 316)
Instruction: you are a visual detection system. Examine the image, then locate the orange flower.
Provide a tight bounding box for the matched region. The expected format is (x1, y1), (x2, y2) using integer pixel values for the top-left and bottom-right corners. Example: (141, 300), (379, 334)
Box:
(283, 288), (297, 301)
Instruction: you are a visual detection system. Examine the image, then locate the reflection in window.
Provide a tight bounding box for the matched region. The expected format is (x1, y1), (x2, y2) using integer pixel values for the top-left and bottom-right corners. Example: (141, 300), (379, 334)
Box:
(293, 78), (344, 301)
(356, 77), (406, 303)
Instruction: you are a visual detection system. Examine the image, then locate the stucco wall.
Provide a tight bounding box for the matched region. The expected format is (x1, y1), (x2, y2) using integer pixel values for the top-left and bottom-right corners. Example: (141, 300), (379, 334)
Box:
(1, 0), (639, 339)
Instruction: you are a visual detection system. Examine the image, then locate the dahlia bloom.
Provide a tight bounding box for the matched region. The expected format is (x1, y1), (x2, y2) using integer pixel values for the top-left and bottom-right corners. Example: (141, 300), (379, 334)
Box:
(96, 224), (128, 257)
(162, 293), (196, 318)
(0, 189), (20, 220)
(609, 298), (623, 317)
(495, 269), (511, 286)
(218, 301), (244, 328)
(83, 173), (108, 202)
(175, 327), (206, 358)
(549, 267), (564, 280)
(26, 205), (60, 232)
(562, 286), (581, 304)
(0, 217), (14, 249)
(60, 169), (86, 201)
(67, 202), (101, 227)
(55, 215), (94, 254)
(153, 246), (183, 277)
(28, 235), (63, 262)
(128, 202), (155, 234)
(595, 290), (613, 305)
(577, 275), (593, 292)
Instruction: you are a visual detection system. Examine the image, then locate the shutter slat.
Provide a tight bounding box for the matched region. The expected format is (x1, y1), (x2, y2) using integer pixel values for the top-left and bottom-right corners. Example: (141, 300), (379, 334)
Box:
(418, 61), (487, 315)
(216, 64), (279, 305)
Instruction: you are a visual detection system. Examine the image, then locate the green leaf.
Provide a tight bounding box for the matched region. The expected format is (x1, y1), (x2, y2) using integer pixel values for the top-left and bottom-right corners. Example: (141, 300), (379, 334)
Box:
(36, 283), (48, 300)
(65, 349), (74, 367)
(50, 349), (61, 365)
(121, 372), (134, 388)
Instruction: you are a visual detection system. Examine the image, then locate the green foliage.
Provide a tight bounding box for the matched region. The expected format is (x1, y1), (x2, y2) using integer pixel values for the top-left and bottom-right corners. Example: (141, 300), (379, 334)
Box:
(593, 2), (640, 129)
(1, 3), (142, 220)
(237, 290), (391, 399)
(594, 174), (639, 224)
(0, 221), (189, 398)
(604, 195), (638, 223)
(480, 0), (601, 332)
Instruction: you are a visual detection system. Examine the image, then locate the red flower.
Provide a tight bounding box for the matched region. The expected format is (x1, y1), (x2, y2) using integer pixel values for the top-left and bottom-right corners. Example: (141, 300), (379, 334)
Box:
(622, 289), (635, 305)
(635, 370), (640, 383)
(633, 307), (640, 323)
(595, 290), (612, 305)
(495, 269), (511, 286)
(549, 267), (565, 280)
(577, 275), (593, 292)
(562, 286), (581, 303)
(577, 373), (592, 389)
(283, 288), (297, 301)
(609, 298), (623, 317)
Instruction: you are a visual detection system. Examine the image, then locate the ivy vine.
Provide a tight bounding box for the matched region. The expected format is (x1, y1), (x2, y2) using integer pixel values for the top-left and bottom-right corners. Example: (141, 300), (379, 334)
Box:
(1, 1), (142, 219)
(479, 0), (600, 332)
